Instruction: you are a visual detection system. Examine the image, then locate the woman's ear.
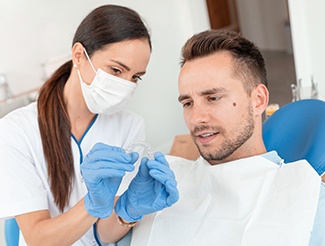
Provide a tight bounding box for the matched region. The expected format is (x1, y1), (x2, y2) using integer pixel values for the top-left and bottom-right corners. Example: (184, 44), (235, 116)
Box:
(253, 84), (269, 115)
(71, 42), (84, 68)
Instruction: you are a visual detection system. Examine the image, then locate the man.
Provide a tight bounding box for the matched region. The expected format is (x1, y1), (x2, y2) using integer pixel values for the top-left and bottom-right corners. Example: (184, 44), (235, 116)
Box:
(129, 30), (325, 246)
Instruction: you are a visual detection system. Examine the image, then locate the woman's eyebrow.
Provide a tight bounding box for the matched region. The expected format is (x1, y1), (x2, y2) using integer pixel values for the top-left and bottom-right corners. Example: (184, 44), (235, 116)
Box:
(111, 59), (146, 75)
(110, 60), (130, 71)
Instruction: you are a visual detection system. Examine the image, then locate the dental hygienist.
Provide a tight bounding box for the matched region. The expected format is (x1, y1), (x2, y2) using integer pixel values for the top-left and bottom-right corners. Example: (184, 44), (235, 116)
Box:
(0, 4), (178, 245)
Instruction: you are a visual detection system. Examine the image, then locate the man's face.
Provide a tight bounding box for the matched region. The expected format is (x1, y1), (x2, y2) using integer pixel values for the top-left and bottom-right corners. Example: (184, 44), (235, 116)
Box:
(178, 51), (258, 165)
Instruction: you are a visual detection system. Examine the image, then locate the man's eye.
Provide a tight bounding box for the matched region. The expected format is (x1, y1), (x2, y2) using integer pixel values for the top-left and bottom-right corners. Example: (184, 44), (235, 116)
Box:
(208, 96), (220, 102)
(182, 101), (192, 108)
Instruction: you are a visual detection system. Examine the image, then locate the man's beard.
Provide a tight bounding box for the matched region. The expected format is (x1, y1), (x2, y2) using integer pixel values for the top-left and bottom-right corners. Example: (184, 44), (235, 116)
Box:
(193, 105), (255, 163)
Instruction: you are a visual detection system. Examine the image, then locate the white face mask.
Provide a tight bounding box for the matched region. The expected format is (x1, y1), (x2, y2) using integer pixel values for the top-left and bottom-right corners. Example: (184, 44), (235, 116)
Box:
(76, 49), (138, 115)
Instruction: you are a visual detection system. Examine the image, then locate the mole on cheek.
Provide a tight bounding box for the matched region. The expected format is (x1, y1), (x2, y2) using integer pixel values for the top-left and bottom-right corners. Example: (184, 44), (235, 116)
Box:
(233, 102), (237, 107)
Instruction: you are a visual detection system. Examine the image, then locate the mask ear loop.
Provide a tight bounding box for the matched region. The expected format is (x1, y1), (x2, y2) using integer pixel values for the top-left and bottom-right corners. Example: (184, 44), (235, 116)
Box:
(76, 69), (83, 83)
(83, 48), (97, 74)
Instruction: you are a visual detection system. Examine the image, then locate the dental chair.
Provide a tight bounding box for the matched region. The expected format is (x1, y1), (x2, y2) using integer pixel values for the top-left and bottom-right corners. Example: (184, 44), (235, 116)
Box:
(4, 218), (19, 246)
(262, 99), (325, 176)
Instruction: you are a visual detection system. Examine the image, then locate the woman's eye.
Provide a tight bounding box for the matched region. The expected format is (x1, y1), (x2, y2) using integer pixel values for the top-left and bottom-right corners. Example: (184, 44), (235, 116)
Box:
(132, 75), (142, 83)
(110, 67), (121, 75)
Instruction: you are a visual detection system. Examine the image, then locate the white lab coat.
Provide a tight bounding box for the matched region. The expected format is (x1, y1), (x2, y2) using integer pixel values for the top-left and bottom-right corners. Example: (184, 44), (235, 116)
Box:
(131, 154), (321, 246)
(0, 102), (145, 245)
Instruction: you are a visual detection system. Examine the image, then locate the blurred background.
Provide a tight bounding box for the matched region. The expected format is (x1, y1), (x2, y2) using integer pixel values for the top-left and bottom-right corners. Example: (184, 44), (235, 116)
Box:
(0, 0), (306, 150)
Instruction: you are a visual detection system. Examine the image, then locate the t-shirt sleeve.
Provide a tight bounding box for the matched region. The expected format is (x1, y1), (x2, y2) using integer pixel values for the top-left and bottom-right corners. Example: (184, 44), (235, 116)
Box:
(0, 116), (48, 219)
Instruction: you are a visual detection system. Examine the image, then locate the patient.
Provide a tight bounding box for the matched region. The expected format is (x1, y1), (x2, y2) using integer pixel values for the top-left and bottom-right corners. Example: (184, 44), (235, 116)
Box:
(127, 30), (325, 245)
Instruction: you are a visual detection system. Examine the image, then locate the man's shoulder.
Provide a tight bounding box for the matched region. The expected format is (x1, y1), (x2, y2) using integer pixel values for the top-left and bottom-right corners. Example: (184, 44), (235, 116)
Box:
(284, 159), (321, 179)
(308, 183), (325, 245)
(319, 182), (325, 199)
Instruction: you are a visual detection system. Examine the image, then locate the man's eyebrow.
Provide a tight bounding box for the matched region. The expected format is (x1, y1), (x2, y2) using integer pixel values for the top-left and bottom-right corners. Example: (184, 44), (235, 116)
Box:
(178, 88), (228, 103)
(200, 87), (228, 96)
(178, 94), (190, 102)
(111, 60), (146, 75)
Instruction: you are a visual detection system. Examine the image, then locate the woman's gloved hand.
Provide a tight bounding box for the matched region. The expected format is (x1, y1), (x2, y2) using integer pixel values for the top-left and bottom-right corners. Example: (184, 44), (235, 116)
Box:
(81, 143), (138, 218)
(115, 152), (179, 222)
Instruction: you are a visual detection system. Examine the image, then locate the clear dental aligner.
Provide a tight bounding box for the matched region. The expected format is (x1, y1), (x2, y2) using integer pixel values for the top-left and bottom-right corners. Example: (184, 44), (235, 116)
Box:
(125, 141), (154, 159)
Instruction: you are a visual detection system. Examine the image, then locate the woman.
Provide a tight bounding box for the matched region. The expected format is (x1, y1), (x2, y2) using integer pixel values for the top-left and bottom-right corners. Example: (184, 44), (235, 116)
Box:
(0, 4), (178, 245)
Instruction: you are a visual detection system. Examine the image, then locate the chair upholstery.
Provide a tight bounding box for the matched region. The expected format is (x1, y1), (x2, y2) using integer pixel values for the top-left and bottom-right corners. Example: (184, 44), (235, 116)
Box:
(4, 218), (19, 246)
(263, 99), (325, 176)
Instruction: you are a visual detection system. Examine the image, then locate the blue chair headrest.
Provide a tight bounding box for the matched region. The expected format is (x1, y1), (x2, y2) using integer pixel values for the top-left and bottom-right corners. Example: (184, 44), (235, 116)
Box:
(263, 99), (325, 175)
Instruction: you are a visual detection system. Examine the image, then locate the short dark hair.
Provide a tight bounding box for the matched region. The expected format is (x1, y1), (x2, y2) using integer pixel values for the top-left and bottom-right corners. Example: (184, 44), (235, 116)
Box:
(180, 30), (267, 94)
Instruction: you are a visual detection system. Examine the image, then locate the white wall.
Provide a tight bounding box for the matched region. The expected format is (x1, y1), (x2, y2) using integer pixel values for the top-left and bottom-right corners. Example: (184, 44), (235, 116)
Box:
(287, 0), (325, 99)
(0, 0), (210, 151)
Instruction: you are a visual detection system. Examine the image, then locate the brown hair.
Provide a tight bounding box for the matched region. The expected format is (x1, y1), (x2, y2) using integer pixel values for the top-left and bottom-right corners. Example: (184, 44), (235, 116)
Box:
(37, 4), (151, 212)
(180, 30), (267, 95)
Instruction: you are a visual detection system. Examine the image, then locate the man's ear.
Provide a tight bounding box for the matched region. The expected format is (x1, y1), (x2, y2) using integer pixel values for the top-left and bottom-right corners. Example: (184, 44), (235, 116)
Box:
(252, 84), (269, 115)
(71, 42), (84, 68)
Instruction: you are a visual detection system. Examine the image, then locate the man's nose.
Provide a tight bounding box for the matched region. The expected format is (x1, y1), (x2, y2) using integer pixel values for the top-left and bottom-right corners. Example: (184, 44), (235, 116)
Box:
(190, 103), (210, 125)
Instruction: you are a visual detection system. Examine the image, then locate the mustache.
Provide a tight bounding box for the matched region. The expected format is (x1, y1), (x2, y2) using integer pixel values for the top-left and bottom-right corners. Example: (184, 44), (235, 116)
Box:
(192, 125), (223, 135)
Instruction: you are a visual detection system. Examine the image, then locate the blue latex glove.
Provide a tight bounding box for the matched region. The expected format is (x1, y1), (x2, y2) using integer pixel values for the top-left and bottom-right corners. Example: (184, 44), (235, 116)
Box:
(115, 152), (179, 222)
(81, 143), (139, 218)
